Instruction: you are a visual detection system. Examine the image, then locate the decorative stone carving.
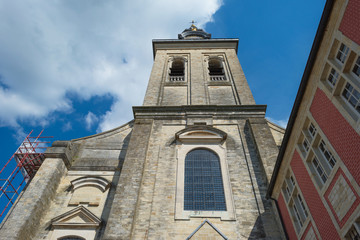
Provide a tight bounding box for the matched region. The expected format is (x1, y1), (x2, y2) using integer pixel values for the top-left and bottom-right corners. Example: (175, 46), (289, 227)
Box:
(69, 176), (110, 206)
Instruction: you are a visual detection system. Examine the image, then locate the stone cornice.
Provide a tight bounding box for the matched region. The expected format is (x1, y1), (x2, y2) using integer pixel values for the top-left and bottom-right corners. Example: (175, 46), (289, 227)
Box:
(44, 141), (78, 169)
(152, 39), (239, 59)
(133, 105), (266, 119)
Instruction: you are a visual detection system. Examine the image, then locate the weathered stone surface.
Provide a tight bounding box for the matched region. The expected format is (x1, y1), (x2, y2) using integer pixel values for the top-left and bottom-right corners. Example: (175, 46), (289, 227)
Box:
(0, 35), (286, 240)
(143, 46), (255, 107)
(0, 157), (66, 240)
(247, 118), (280, 184)
(32, 122), (132, 240)
(267, 120), (285, 148)
(102, 119), (154, 240)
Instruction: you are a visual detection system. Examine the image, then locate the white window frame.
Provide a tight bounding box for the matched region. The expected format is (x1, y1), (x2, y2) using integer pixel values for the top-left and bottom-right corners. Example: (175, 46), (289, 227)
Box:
(175, 128), (235, 220)
(352, 56), (360, 78)
(293, 204), (304, 228)
(282, 175), (295, 202)
(336, 43), (350, 64)
(312, 157), (328, 184)
(282, 172), (309, 234)
(327, 68), (339, 88)
(302, 138), (310, 153)
(319, 140), (337, 169)
(341, 81), (360, 116)
(297, 194), (308, 218)
(302, 121), (338, 188)
(285, 185), (292, 199)
(290, 176), (296, 189)
(308, 123), (317, 139)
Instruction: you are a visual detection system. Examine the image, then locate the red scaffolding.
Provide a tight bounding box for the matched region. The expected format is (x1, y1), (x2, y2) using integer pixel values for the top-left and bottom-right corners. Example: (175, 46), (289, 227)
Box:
(0, 130), (53, 220)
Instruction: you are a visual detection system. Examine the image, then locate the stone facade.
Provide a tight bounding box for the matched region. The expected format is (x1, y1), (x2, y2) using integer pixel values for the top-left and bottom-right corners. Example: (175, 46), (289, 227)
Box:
(0, 27), (285, 239)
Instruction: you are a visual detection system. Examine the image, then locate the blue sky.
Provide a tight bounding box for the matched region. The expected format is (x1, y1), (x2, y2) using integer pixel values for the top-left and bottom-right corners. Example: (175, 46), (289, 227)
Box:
(0, 0), (325, 220)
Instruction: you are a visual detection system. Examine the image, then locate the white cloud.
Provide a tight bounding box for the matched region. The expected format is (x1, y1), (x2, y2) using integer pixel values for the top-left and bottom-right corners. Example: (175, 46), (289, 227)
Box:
(12, 127), (28, 145)
(0, 0), (223, 132)
(85, 112), (98, 131)
(62, 122), (72, 132)
(266, 117), (288, 129)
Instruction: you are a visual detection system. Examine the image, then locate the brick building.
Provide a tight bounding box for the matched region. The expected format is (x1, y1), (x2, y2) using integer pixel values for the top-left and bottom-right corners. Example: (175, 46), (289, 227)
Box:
(0, 24), (285, 239)
(267, 0), (360, 239)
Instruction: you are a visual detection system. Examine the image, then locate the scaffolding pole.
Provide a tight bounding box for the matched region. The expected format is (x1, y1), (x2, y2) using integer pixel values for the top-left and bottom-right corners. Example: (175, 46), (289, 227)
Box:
(0, 130), (53, 221)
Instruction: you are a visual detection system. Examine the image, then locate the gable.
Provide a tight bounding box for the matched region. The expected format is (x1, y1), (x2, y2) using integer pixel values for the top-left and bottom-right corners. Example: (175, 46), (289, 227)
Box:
(51, 206), (101, 228)
(186, 220), (228, 240)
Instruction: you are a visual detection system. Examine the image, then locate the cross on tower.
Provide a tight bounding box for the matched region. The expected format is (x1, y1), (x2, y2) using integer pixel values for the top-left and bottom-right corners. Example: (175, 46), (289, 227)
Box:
(190, 20), (197, 25)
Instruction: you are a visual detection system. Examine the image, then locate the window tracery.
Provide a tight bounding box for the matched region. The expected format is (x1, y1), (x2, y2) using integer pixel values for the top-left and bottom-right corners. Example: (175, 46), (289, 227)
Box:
(184, 148), (226, 211)
(174, 126), (235, 220)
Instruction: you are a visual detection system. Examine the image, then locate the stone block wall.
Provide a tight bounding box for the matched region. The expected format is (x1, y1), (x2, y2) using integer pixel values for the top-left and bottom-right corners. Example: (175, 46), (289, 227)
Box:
(0, 157), (66, 240)
(143, 48), (255, 107)
(101, 106), (284, 239)
(31, 121), (132, 239)
(0, 107), (284, 239)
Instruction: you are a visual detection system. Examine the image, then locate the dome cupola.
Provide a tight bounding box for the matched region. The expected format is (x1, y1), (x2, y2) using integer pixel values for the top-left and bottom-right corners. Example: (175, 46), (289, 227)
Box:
(178, 21), (211, 39)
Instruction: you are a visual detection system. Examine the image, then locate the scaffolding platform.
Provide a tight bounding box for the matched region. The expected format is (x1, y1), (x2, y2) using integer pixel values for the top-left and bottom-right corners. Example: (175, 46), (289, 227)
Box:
(0, 130), (53, 221)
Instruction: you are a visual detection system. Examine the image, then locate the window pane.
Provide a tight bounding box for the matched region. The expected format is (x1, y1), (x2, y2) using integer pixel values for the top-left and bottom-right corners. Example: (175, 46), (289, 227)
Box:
(313, 157), (328, 183)
(302, 138), (310, 152)
(184, 149), (226, 211)
(293, 205), (303, 227)
(297, 194), (308, 218)
(290, 176), (295, 188)
(342, 82), (360, 114)
(336, 43), (349, 63)
(327, 68), (339, 87)
(309, 123), (317, 138)
(353, 57), (360, 77)
(319, 140), (336, 168)
(346, 225), (360, 240)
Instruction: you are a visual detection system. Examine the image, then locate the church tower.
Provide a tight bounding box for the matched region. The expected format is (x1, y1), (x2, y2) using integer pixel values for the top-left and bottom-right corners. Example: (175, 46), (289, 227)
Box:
(143, 23), (255, 107)
(0, 24), (285, 239)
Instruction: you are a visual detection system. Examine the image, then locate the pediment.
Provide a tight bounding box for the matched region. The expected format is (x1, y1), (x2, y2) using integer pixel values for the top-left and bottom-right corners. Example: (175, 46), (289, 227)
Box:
(176, 126), (227, 143)
(186, 219), (228, 240)
(51, 206), (101, 229)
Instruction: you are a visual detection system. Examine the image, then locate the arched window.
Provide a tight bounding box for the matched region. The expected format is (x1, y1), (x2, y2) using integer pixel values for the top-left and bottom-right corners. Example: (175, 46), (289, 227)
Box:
(184, 148), (226, 211)
(208, 58), (226, 81)
(175, 126), (235, 220)
(169, 58), (185, 81)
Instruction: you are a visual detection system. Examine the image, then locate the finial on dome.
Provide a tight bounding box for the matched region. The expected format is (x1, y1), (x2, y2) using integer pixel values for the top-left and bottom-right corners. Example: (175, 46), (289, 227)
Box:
(190, 20), (197, 31)
(178, 21), (211, 39)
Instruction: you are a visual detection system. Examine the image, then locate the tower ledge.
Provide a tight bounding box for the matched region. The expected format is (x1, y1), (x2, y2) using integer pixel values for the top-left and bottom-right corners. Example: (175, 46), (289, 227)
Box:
(152, 39), (239, 58)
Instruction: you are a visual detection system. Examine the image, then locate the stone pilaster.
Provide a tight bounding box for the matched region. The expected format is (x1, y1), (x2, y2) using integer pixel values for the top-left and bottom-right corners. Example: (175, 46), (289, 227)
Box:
(103, 119), (153, 240)
(247, 118), (279, 184)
